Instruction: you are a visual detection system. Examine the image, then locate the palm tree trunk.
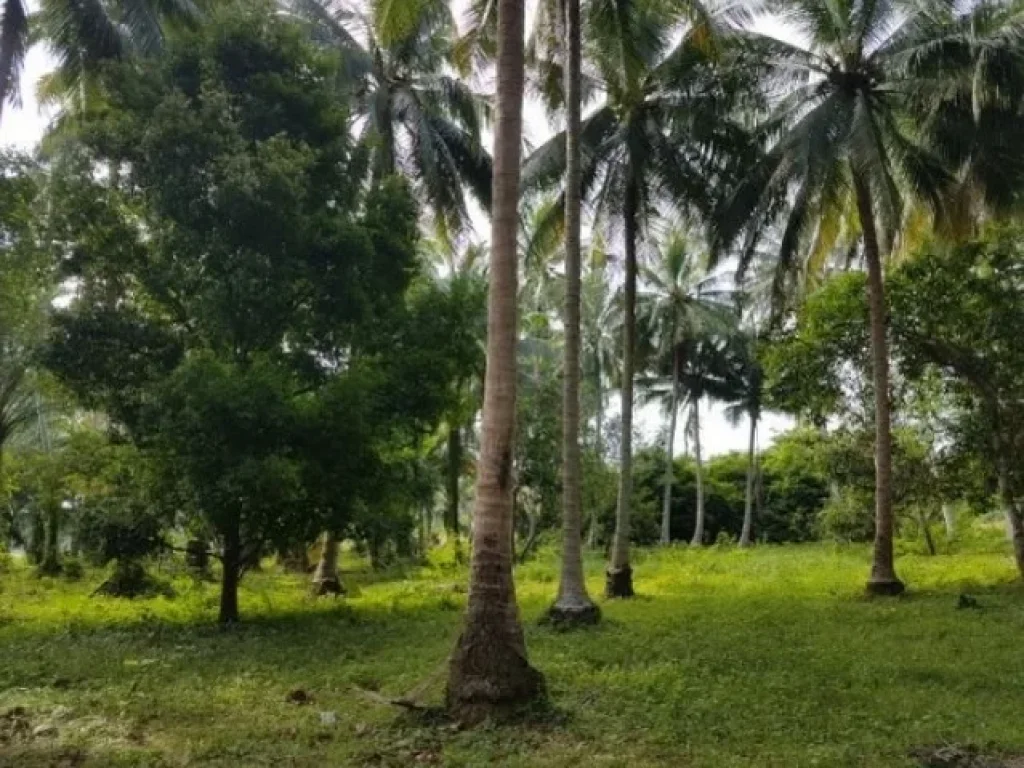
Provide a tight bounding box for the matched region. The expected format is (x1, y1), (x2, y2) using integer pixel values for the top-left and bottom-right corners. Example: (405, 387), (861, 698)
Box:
(739, 415), (757, 547)
(606, 178), (638, 598)
(549, 0), (598, 626)
(587, 356), (603, 548)
(690, 399), (706, 547)
(853, 172), (904, 596)
(446, 0), (545, 721)
(594, 354), (603, 459)
(660, 345), (680, 546)
(312, 530), (343, 596)
(941, 503), (956, 539)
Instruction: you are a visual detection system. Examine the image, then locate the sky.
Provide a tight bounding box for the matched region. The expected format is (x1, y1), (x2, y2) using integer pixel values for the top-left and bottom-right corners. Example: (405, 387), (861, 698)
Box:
(0, 8), (796, 458)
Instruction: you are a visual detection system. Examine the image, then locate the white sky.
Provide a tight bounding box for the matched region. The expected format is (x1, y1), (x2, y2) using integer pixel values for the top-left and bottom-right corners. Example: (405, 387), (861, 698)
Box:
(0, 8), (797, 458)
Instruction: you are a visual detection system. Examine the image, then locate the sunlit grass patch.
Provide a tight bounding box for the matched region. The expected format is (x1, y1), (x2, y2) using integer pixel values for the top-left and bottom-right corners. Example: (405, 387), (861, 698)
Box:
(2, 538), (1024, 767)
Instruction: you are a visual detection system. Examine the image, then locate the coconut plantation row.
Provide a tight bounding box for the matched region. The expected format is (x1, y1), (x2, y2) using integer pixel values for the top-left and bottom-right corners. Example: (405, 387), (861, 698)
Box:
(3, 0), (1024, 764)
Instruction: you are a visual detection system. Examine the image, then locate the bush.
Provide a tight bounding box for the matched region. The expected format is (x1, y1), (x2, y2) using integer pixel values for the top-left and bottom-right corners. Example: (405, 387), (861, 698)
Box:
(94, 559), (175, 598)
(817, 491), (874, 542)
(62, 558), (85, 581)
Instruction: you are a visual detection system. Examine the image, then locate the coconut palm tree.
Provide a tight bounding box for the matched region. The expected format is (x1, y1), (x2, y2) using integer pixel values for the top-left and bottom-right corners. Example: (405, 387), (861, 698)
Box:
(286, 0), (490, 238)
(724, 335), (763, 547)
(0, 0), (199, 119)
(581, 247), (619, 545)
(311, 530), (343, 595)
(522, 0), (752, 596)
(637, 229), (734, 544)
(711, 0), (1024, 594)
(547, 0), (599, 626)
(446, 0), (545, 722)
(645, 332), (739, 546)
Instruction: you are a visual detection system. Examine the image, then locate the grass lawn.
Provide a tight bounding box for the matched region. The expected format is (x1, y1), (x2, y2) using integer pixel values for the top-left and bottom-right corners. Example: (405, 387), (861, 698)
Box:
(2, 538), (1024, 767)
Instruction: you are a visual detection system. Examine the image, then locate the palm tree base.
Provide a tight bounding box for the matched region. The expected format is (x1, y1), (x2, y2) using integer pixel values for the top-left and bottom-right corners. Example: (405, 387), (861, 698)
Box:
(311, 577), (345, 597)
(865, 578), (906, 597)
(447, 623), (547, 725)
(545, 599), (601, 628)
(604, 566), (634, 598)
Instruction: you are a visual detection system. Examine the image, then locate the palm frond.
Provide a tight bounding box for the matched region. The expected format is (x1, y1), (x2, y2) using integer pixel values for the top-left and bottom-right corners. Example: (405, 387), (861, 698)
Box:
(0, 0), (28, 114)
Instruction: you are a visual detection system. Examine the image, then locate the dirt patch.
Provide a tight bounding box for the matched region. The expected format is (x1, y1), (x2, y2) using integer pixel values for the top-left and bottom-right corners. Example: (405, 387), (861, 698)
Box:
(912, 744), (1024, 767)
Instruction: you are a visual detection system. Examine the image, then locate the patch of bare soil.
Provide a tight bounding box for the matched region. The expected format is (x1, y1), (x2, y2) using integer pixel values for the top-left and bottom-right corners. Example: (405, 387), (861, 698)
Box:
(912, 744), (1024, 768)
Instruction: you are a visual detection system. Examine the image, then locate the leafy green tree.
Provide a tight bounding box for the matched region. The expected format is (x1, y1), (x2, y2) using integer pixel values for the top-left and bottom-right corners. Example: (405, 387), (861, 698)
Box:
(757, 429), (829, 543)
(44, 8), (431, 622)
(887, 225), (1024, 577)
(422, 239), (487, 548)
(62, 429), (171, 596)
(0, 157), (42, 486)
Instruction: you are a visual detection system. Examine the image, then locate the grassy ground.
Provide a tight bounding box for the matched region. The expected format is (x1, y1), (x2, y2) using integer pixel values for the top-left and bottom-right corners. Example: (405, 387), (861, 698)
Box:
(2, 537), (1024, 767)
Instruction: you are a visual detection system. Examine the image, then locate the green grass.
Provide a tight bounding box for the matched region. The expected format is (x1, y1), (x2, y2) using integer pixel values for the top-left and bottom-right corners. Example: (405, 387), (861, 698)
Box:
(2, 537), (1024, 767)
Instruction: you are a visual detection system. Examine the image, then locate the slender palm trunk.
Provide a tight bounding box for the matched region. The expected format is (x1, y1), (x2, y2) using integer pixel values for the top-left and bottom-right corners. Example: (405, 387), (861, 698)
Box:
(446, 0), (545, 720)
(690, 399), (706, 547)
(941, 503), (956, 539)
(549, 0), (598, 626)
(219, 519), (240, 624)
(594, 356), (603, 459)
(853, 172), (904, 595)
(606, 179), (638, 598)
(587, 356), (603, 548)
(660, 345), (680, 545)
(312, 530), (343, 596)
(739, 415), (757, 548)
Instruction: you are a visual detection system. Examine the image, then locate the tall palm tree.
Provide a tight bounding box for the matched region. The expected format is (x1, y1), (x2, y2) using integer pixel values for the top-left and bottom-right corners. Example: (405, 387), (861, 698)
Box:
(638, 229), (734, 544)
(548, 0), (599, 626)
(581, 247), (619, 545)
(311, 530), (343, 594)
(0, 0), (199, 119)
(712, 0), (1024, 594)
(446, 0), (544, 722)
(724, 334), (763, 547)
(287, 0), (491, 237)
(646, 333), (738, 545)
(523, 0), (751, 596)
